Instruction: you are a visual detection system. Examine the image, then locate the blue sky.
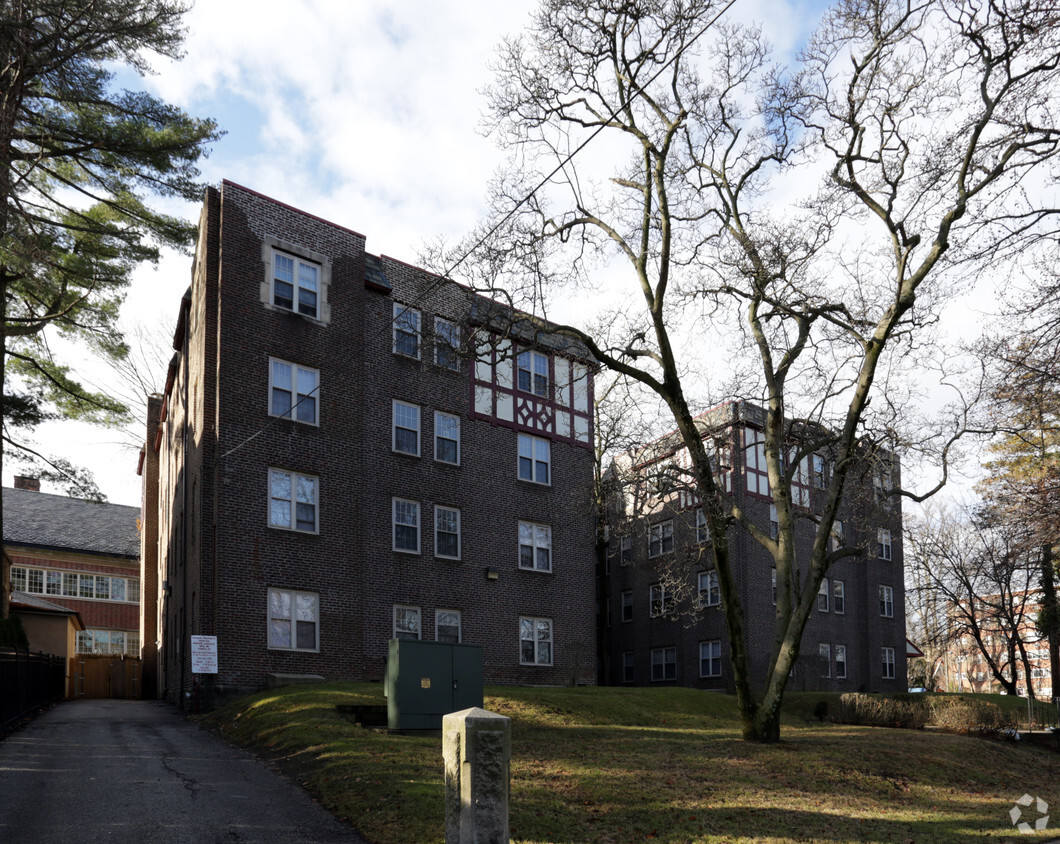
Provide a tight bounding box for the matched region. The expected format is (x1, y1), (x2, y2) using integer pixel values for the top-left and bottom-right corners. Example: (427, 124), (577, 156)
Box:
(14, 0), (835, 505)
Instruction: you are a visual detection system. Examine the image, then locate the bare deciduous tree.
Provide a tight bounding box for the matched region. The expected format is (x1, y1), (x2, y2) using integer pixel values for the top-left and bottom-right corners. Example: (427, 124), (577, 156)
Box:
(441, 0), (1060, 740)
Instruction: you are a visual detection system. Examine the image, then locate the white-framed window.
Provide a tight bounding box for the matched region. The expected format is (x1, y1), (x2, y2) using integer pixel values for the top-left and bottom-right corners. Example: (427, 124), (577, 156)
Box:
(696, 510), (709, 544)
(392, 400), (420, 456)
(877, 528), (892, 561)
(436, 608), (461, 643)
(269, 358), (319, 425)
(393, 303), (421, 358)
(268, 588), (319, 651)
(874, 466), (893, 505)
(272, 250), (320, 318)
(831, 520), (844, 552)
(269, 469), (318, 533)
(435, 506), (461, 559)
(394, 605), (421, 640)
(882, 646), (896, 679)
(879, 584), (894, 618)
(817, 580), (829, 612)
(650, 583), (674, 617)
(819, 643), (831, 677)
(619, 534), (632, 565)
(518, 521), (552, 572)
(812, 454), (826, 489)
(700, 640), (722, 677)
(434, 411), (460, 465)
(648, 520), (674, 558)
(698, 571), (720, 608)
(769, 504), (779, 540)
(771, 568), (777, 605)
(76, 629), (141, 656)
(393, 498), (420, 553)
(833, 580), (845, 614)
(435, 317), (461, 371)
(651, 647), (676, 681)
(517, 433), (550, 484)
(517, 349), (550, 397)
(621, 590), (633, 622)
(835, 644), (847, 679)
(519, 616), (553, 665)
(622, 651), (635, 683)
(12, 568), (138, 603)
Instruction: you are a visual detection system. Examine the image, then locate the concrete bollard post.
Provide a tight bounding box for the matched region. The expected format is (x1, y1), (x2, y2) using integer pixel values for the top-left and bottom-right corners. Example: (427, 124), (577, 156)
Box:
(443, 707), (511, 844)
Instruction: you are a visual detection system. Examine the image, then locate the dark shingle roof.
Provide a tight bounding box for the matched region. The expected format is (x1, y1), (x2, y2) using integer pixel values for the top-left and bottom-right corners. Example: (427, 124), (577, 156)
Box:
(2, 487), (140, 558)
(10, 590), (81, 615)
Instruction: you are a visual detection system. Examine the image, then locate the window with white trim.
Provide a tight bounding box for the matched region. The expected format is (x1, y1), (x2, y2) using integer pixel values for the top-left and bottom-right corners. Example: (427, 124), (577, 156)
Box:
(620, 534), (632, 565)
(648, 520), (674, 558)
(269, 359), (319, 424)
(831, 520), (844, 552)
(835, 644), (847, 678)
(519, 616), (553, 665)
(771, 568), (777, 605)
(817, 580), (829, 612)
(650, 583), (674, 617)
(268, 588), (319, 651)
(744, 426), (770, 497)
(700, 640), (722, 677)
(698, 571), (720, 608)
(394, 605), (421, 640)
(517, 349), (550, 397)
(882, 646), (896, 679)
(812, 453), (826, 489)
(272, 250), (320, 318)
(879, 584), (894, 618)
(621, 590), (633, 622)
(434, 411), (460, 465)
(435, 506), (461, 559)
(651, 647), (676, 681)
(269, 469), (318, 533)
(436, 608), (461, 643)
(393, 498), (420, 553)
(393, 303), (421, 358)
(622, 651), (635, 683)
(76, 629), (141, 656)
(518, 521), (552, 572)
(878, 528), (892, 560)
(435, 317), (461, 371)
(696, 510), (709, 544)
(11, 567), (139, 603)
(393, 400), (420, 456)
(833, 580), (845, 614)
(819, 643), (831, 677)
(517, 433), (550, 484)
(769, 504), (779, 540)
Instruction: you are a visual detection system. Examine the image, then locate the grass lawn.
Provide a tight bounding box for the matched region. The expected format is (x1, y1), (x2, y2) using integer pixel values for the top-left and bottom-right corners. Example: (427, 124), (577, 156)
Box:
(201, 683), (1060, 843)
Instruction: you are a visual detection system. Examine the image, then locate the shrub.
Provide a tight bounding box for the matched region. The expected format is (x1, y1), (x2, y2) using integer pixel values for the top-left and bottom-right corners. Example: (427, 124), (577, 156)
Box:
(813, 700), (829, 722)
(929, 697), (1015, 735)
(0, 614), (30, 649)
(835, 693), (930, 729)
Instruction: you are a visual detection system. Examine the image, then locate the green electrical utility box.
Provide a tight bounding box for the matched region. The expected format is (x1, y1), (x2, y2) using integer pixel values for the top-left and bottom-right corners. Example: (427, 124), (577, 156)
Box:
(385, 639), (484, 730)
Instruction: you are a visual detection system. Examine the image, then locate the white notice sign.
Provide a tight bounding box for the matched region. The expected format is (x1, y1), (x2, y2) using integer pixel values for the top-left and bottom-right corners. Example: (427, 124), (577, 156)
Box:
(190, 635), (218, 674)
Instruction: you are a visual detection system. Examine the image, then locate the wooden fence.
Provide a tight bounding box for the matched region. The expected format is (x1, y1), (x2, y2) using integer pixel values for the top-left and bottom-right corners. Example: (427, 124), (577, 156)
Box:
(69, 655), (142, 699)
(0, 647), (65, 729)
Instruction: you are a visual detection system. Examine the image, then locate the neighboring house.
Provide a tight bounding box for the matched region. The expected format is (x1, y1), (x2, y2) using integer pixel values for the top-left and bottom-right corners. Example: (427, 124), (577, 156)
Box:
(139, 180), (598, 706)
(3, 478), (141, 693)
(8, 591), (84, 696)
(599, 400), (907, 693)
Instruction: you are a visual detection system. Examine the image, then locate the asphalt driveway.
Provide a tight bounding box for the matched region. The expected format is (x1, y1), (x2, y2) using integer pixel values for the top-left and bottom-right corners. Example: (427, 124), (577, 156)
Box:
(0, 699), (368, 843)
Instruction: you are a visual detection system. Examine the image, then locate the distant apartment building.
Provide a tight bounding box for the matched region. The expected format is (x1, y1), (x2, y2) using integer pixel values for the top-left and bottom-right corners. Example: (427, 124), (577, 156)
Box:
(3, 478), (141, 677)
(138, 181), (598, 705)
(598, 400), (907, 692)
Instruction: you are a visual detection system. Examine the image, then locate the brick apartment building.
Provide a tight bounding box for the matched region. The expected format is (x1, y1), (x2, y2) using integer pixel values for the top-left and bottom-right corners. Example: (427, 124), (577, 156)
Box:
(3, 477), (141, 661)
(599, 400), (907, 693)
(139, 180), (598, 705)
